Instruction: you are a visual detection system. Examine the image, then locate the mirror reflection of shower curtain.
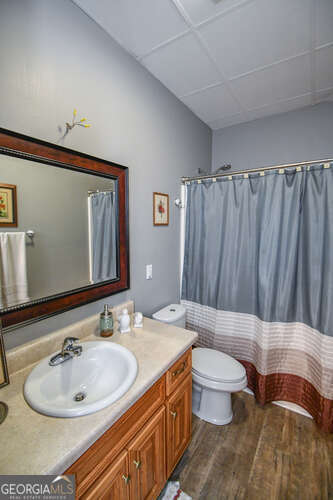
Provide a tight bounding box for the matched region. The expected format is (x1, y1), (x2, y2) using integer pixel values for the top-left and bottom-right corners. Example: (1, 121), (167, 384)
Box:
(89, 192), (117, 283)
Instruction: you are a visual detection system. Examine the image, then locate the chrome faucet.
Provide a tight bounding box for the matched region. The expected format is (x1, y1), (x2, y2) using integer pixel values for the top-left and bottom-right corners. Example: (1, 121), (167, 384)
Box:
(49, 337), (82, 366)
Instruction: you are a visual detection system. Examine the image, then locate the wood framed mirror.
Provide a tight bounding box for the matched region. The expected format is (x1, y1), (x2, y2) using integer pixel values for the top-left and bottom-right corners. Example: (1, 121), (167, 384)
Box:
(0, 128), (129, 329)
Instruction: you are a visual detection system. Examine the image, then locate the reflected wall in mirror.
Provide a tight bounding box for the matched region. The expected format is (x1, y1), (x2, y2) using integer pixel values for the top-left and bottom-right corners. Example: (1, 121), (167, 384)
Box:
(0, 155), (118, 308)
(0, 128), (129, 329)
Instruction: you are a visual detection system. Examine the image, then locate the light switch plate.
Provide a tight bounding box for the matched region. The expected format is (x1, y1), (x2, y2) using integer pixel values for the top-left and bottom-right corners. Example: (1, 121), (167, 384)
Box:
(146, 264), (152, 280)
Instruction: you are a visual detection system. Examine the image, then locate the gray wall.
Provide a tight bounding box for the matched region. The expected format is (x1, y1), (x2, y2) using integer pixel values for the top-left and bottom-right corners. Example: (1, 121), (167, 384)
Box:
(0, 0), (211, 349)
(212, 103), (333, 173)
(0, 154), (113, 300)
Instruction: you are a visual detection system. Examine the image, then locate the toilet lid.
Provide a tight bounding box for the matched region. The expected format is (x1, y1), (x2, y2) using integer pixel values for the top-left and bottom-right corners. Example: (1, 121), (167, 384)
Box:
(192, 348), (246, 383)
(152, 304), (185, 323)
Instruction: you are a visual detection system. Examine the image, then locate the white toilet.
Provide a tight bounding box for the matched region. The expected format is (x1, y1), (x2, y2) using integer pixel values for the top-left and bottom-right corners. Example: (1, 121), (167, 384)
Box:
(153, 304), (248, 425)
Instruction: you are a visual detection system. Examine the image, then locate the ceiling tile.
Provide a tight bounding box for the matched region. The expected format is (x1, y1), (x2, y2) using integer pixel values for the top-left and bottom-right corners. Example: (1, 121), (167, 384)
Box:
(177, 0), (250, 26)
(73, 0), (321, 129)
(180, 84), (242, 122)
(199, 0), (311, 78)
(73, 0), (188, 57)
(230, 55), (312, 109)
(208, 94), (313, 130)
(315, 45), (333, 91)
(141, 33), (221, 96)
(246, 94), (312, 121)
(315, 0), (333, 48)
(208, 113), (245, 130)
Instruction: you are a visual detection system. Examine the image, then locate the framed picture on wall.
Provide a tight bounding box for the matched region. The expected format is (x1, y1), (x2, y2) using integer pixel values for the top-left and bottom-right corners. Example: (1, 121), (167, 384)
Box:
(0, 183), (17, 227)
(153, 192), (169, 226)
(0, 328), (9, 389)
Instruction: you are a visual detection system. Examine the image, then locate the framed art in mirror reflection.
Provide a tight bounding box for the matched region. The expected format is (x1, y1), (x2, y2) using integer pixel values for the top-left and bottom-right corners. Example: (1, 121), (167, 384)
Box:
(0, 183), (17, 227)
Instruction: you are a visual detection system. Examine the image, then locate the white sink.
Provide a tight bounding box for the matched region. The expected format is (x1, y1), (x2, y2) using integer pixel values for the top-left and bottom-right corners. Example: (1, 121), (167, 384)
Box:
(24, 341), (138, 418)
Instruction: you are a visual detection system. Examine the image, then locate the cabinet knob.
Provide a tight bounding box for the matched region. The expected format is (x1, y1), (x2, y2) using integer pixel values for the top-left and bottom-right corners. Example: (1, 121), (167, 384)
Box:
(172, 361), (186, 377)
(170, 410), (177, 419)
(133, 460), (141, 469)
(122, 474), (130, 484)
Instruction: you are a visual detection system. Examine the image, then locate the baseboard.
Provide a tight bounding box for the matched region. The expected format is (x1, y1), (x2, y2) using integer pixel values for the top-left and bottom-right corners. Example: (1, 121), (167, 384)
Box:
(242, 387), (312, 419)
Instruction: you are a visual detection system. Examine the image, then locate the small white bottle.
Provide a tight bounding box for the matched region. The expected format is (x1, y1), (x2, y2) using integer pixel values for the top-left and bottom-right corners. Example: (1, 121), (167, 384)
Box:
(119, 308), (131, 333)
(133, 312), (143, 328)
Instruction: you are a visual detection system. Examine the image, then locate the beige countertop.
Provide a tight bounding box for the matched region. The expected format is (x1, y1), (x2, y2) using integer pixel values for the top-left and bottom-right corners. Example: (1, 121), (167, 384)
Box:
(0, 315), (197, 475)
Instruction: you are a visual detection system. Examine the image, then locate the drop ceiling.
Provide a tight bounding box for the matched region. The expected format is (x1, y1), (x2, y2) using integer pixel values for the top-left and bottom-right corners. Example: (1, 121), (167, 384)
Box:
(73, 0), (333, 130)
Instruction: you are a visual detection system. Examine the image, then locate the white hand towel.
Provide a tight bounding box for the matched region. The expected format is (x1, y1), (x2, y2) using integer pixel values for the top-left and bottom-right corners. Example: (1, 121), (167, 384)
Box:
(0, 232), (30, 308)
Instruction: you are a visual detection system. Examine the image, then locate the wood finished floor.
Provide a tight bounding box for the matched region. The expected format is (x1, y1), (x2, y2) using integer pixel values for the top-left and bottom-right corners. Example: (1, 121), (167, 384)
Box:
(170, 392), (333, 500)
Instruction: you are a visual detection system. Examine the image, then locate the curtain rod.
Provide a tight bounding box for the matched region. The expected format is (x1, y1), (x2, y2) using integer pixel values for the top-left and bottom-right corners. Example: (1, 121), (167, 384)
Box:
(88, 189), (114, 195)
(181, 158), (333, 183)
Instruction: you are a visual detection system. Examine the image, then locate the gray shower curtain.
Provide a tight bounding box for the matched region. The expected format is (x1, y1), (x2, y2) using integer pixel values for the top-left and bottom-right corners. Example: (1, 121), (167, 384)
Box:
(91, 191), (117, 282)
(181, 163), (333, 432)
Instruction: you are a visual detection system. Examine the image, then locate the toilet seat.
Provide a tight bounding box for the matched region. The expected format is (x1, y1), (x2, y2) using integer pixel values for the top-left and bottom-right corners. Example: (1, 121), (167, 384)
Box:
(192, 347), (246, 384)
(192, 366), (246, 384)
(192, 369), (247, 393)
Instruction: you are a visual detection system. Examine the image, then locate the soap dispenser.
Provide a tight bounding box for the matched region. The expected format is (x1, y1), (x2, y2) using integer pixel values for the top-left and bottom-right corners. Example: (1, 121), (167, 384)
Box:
(100, 304), (113, 337)
(119, 308), (131, 333)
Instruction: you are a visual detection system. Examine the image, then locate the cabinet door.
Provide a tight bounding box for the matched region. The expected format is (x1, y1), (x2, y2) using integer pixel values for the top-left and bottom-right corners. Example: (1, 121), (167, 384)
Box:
(128, 406), (166, 500)
(166, 373), (192, 477)
(66, 377), (165, 496)
(81, 450), (130, 500)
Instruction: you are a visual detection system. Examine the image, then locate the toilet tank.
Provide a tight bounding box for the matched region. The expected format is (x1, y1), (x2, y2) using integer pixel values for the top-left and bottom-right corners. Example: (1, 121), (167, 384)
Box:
(152, 304), (186, 328)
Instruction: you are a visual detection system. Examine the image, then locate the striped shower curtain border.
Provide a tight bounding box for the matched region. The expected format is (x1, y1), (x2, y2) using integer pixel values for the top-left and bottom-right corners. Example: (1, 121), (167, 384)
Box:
(182, 299), (333, 432)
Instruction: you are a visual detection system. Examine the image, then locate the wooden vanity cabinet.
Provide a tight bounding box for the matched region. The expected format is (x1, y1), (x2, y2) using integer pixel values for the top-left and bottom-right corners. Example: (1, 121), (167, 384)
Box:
(81, 451), (129, 500)
(82, 408), (165, 500)
(67, 348), (192, 499)
(165, 348), (192, 396)
(128, 406), (166, 500)
(166, 374), (192, 477)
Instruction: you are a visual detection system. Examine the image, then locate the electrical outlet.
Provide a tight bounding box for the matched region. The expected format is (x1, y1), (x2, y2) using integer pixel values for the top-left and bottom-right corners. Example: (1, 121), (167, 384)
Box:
(146, 264), (152, 280)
